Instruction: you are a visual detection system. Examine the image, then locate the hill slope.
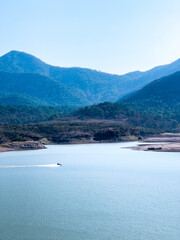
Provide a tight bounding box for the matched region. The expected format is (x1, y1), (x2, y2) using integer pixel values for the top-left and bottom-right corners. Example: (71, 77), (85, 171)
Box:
(0, 71), (80, 106)
(74, 101), (179, 131)
(0, 105), (73, 124)
(0, 51), (140, 103)
(0, 50), (50, 75)
(0, 93), (47, 106)
(1, 51), (180, 105)
(121, 71), (180, 110)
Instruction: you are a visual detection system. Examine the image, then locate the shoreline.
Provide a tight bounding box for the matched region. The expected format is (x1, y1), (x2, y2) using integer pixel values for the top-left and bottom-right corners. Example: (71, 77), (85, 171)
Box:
(0, 136), (138, 153)
(129, 133), (180, 152)
(0, 133), (180, 153)
(0, 141), (46, 153)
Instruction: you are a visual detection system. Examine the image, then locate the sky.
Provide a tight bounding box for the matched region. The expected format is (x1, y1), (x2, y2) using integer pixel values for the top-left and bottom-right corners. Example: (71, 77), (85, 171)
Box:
(1, 0), (180, 74)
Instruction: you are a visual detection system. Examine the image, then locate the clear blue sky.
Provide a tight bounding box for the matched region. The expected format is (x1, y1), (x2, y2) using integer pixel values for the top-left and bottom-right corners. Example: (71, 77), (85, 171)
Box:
(1, 0), (180, 74)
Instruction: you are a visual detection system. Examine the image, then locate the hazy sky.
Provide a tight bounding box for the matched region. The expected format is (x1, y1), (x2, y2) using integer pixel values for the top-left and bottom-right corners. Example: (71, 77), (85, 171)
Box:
(1, 0), (180, 74)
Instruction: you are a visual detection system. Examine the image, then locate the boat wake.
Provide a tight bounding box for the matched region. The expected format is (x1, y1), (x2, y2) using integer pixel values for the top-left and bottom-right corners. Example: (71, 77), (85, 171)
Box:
(0, 164), (59, 168)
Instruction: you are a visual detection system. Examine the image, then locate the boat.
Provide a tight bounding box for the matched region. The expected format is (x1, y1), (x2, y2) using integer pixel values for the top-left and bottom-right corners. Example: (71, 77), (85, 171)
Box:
(57, 163), (62, 166)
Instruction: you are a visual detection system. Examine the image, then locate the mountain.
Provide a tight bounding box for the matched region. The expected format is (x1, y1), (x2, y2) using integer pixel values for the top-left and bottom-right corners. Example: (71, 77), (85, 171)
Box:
(126, 58), (180, 91)
(0, 93), (47, 106)
(1, 51), (180, 106)
(0, 50), (50, 75)
(0, 71), (80, 106)
(120, 71), (180, 112)
(0, 51), (141, 104)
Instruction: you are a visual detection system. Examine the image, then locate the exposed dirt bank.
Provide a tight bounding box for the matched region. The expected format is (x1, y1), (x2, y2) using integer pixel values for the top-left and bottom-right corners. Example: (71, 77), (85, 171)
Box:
(130, 133), (180, 152)
(0, 141), (46, 152)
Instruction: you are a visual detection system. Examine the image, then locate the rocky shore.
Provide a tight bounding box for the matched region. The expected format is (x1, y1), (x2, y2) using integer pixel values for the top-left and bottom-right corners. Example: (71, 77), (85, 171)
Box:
(130, 133), (180, 152)
(0, 141), (46, 152)
(1, 133), (180, 153)
(0, 134), (138, 153)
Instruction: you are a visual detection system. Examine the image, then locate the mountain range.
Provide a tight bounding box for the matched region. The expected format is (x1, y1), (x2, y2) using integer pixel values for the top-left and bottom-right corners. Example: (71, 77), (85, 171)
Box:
(1, 50), (180, 106)
(0, 71), (80, 106)
(121, 71), (180, 111)
(74, 71), (180, 131)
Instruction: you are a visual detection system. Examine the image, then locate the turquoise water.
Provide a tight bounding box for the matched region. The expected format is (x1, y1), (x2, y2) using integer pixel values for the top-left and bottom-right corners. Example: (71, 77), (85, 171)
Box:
(0, 142), (180, 240)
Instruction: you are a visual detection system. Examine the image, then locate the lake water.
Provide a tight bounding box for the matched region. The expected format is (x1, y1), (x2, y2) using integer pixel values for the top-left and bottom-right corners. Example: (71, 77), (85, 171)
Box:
(0, 142), (180, 240)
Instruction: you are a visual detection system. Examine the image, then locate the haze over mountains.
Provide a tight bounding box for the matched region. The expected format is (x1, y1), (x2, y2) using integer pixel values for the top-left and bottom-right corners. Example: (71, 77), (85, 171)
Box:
(0, 71), (80, 106)
(1, 50), (180, 106)
(121, 71), (180, 110)
(76, 69), (180, 119)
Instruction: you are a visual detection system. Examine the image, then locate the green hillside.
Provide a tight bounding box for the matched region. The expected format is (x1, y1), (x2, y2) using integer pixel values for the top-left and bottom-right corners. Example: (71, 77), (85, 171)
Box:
(1, 50), (180, 106)
(0, 105), (74, 124)
(122, 71), (180, 110)
(75, 102), (134, 119)
(74, 102), (178, 131)
(0, 71), (81, 106)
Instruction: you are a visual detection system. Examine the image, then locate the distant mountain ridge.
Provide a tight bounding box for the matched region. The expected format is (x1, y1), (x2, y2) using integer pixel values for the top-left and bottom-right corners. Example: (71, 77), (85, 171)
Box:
(121, 71), (180, 110)
(0, 71), (80, 106)
(0, 51), (50, 75)
(1, 50), (180, 106)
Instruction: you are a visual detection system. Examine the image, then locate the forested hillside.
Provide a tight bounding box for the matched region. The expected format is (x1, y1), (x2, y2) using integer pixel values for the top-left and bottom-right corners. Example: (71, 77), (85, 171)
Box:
(1, 51), (180, 106)
(121, 71), (180, 111)
(0, 71), (80, 106)
(0, 105), (73, 124)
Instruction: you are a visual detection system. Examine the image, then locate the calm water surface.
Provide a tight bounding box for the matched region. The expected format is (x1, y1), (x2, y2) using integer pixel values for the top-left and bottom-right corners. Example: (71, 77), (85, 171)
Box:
(0, 142), (180, 240)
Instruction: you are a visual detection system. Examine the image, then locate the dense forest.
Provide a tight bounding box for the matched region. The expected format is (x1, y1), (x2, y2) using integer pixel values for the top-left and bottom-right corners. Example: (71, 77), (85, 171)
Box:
(0, 99), (179, 146)
(75, 102), (134, 119)
(74, 102), (179, 131)
(0, 71), (81, 106)
(0, 105), (74, 124)
(0, 102), (177, 132)
(121, 71), (180, 109)
(0, 103), (160, 145)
